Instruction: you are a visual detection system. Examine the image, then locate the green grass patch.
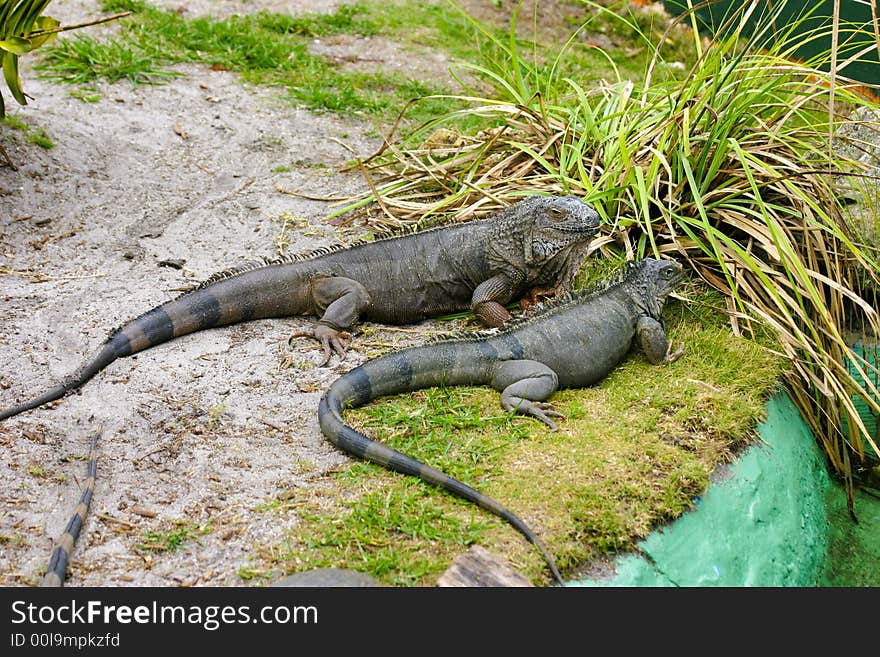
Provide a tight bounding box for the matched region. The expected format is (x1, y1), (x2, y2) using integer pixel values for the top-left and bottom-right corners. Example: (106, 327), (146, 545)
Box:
(263, 285), (787, 585)
(263, 385), (532, 586)
(236, 566), (274, 581)
(135, 521), (210, 552)
(35, 34), (182, 85)
(33, 0), (470, 122)
(2, 114), (54, 149)
(32, 0), (693, 128)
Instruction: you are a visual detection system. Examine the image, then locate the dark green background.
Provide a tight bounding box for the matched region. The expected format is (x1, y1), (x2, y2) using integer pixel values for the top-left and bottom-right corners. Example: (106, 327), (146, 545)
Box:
(663, 0), (880, 86)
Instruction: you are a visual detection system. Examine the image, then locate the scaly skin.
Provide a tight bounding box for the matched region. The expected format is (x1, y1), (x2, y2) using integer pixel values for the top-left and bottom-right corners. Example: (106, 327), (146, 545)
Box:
(318, 257), (686, 585)
(0, 195), (600, 421)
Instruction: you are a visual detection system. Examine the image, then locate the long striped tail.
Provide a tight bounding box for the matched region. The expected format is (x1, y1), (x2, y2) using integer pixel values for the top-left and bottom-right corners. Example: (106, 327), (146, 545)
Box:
(41, 430), (100, 587)
(318, 385), (563, 585)
(0, 344), (119, 421)
(1, 260), (314, 421)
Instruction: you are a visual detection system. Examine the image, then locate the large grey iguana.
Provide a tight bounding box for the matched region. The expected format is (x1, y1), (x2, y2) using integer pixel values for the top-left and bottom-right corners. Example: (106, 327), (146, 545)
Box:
(0, 195), (600, 420)
(318, 257), (686, 584)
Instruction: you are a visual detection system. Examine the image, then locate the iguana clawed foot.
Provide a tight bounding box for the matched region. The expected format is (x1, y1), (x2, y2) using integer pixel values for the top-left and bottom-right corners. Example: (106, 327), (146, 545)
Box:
(289, 325), (352, 366)
(519, 286), (559, 314)
(504, 399), (565, 431)
(666, 342), (686, 363)
(528, 402), (565, 431)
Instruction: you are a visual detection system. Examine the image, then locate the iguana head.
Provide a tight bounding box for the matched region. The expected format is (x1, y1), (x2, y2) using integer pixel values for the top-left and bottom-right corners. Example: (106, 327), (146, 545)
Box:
(628, 257), (686, 319)
(486, 195), (600, 294)
(523, 195), (601, 265)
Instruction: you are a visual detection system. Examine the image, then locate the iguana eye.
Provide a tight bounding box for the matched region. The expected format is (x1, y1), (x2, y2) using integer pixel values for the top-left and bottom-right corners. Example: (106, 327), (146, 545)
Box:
(549, 206), (566, 221)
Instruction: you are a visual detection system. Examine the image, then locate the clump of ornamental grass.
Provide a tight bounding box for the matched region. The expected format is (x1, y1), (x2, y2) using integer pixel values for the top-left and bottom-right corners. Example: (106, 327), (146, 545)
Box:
(331, 0), (880, 502)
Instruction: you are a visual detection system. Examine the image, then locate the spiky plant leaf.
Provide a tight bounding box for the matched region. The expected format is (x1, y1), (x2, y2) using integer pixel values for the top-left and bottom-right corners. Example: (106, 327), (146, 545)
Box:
(2, 50), (25, 104)
(0, 36), (32, 54)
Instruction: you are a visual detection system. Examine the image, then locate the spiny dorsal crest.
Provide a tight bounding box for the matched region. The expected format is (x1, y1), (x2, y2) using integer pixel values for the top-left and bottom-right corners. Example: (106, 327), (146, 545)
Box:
(105, 210), (508, 338)
(168, 207), (519, 300)
(166, 196), (550, 304)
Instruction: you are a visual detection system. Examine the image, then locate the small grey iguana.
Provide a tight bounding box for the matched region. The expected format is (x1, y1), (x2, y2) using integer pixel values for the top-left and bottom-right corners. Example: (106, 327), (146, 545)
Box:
(318, 257), (686, 584)
(0, 195), (600, 420)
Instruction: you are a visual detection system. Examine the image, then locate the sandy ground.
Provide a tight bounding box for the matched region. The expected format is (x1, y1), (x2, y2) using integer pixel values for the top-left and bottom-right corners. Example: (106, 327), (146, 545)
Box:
(0, 0), (475, 587)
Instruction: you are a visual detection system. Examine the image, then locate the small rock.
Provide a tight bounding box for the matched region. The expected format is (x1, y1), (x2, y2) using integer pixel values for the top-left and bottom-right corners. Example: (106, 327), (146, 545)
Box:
(131, 505), (157, 518)
(271, 568), (382, 587)
(157, 258), (186, 270)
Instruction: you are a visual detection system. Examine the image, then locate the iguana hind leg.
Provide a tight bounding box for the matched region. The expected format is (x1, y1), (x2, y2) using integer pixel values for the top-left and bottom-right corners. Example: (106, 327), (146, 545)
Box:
(491, 360), (563, 430)
(289, 276), (371, 366)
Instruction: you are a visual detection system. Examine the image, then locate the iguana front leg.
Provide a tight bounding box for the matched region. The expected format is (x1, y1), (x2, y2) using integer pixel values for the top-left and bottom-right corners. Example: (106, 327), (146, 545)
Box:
(491, 359), (563, 430)
(636, 316), (685, 365)
(471, 274), (517, 328)
(289, 276), (371, 366)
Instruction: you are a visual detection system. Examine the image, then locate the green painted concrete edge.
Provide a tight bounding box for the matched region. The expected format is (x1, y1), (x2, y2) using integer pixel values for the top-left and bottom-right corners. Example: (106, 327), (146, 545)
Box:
(567, 390), (836, 587)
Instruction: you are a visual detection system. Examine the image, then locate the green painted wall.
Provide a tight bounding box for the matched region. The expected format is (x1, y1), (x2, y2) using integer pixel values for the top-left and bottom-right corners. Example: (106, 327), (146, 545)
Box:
(568, 391), (836, 587)
(662, 0), (880, 86)
(820, 482), (880, 586)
